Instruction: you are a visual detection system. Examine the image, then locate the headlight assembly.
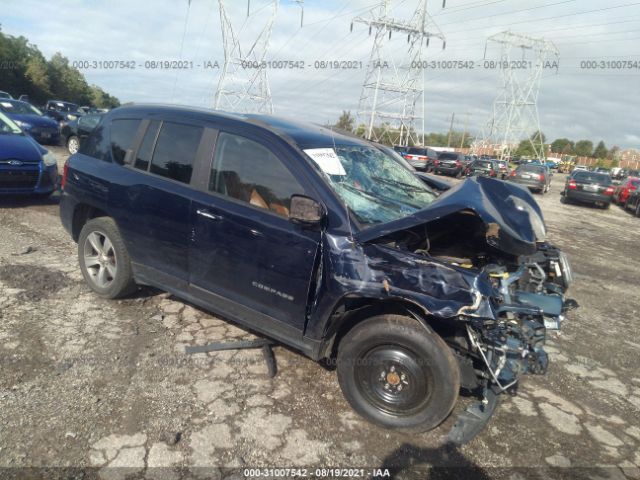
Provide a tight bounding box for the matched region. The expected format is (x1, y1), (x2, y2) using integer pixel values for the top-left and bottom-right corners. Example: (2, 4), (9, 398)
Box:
(15, 120), (31, 129)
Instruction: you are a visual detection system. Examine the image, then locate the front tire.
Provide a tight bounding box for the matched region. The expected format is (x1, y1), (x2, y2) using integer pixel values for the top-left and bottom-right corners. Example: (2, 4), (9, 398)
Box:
(78, 217), (136, 299)
(337, 315), (460, 433)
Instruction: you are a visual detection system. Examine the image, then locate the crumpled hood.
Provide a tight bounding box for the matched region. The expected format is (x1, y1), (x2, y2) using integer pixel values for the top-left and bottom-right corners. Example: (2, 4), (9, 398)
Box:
(355, 176), (545, 256)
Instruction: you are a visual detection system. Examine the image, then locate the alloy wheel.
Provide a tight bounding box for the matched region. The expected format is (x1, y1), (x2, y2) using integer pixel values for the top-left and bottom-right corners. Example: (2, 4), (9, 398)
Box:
(68, 137), (79, 154)
(83, 231), (117, 288)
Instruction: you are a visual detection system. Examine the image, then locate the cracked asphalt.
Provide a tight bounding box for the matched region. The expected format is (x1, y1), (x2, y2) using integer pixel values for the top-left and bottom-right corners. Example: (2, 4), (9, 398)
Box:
(1, 146), (639, 479)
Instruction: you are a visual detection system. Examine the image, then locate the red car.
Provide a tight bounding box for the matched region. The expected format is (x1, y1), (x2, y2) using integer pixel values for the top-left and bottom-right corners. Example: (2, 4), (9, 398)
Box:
(614, 177), (640, 205)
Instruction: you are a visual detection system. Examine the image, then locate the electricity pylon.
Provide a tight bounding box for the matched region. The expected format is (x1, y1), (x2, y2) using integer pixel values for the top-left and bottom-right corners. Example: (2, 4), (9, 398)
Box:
(214, 0), (280, 114)
(481, 31), (559, 160)
(353, 0), (445, 147)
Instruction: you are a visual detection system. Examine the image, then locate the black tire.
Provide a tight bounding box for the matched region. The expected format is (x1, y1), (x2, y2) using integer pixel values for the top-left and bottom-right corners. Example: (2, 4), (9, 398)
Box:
(602, 202), (610, 210)
(635, 202), (640, 218)
(336, 315), (460, 433)
(78, 217), (136, 299)
(560, 192), (568, 204)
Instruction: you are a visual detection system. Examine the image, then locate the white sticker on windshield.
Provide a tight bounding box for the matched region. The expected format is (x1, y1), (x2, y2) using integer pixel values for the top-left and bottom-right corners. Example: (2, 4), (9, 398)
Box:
(304, 148), (346, 176)
(56, 102), (64, 107)
(1, 102), (13, 108)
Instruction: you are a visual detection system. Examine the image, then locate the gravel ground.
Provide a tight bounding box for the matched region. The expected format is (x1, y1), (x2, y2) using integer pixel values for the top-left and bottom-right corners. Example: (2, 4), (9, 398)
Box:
(0, 146), (639, 479)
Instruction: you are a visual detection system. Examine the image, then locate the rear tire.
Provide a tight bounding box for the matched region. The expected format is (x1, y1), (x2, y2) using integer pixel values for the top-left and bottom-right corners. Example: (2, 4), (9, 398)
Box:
(67, 135), (80, 155)
(635, 202), (640, 218)
(78, 217), (136, 299)
(337, 315), (459, 433)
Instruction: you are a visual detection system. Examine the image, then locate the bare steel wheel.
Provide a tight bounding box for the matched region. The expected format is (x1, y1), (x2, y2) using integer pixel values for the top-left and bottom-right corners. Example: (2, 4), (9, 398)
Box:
(337, 314), (459, 432)
(78, 217), (136, 298)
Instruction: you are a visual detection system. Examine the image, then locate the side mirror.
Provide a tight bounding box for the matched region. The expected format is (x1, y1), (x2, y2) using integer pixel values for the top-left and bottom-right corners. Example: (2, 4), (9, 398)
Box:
(289, 195), (323, 226)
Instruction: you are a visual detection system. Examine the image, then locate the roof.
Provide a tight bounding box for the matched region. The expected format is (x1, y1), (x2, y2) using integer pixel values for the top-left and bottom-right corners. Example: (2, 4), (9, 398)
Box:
(112, 103), (369, 149)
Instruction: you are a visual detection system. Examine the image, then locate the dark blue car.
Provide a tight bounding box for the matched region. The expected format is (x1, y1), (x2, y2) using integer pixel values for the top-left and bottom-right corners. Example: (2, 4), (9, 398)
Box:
(0, 99), (61, 144)
(0, 111), (59, 196)
(59, 105), (576, 442)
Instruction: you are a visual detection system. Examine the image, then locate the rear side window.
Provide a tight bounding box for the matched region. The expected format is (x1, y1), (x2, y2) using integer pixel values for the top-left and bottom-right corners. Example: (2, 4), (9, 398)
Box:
(209, 132), (304, 217)
(149, 122), (203, 184)
(78, 115), (101, 130)
(110, 119), (142, 164)
(134, 121), (161, 171)
(519, 165), (544, 173)
(407, 147), (426, 155)
(438, 152), (458, 160)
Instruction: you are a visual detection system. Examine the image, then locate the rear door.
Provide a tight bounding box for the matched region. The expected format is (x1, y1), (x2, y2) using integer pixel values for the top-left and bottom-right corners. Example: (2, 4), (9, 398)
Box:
(113, 118), (206, 289)
(189, 129), (321, 334)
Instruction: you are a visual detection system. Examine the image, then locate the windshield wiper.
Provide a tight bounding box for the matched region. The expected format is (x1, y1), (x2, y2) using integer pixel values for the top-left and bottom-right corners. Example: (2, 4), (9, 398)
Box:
(372, 176), (425, 192)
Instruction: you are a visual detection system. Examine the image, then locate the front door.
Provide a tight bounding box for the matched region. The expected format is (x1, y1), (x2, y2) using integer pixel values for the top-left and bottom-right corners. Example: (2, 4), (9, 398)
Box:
(189, 131), (320, 333)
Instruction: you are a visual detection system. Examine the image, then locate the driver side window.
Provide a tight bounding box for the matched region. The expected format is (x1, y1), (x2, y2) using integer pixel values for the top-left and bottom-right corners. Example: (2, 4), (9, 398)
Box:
(209, 132), (305, 217)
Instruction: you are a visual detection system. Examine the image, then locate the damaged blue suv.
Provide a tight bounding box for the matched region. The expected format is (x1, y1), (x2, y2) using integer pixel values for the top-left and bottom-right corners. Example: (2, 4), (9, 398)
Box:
(59, 105), (575, 442)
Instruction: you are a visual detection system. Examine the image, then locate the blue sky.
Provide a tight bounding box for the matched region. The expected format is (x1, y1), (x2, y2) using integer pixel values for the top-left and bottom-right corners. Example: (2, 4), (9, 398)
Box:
(2, 0), (640, 148)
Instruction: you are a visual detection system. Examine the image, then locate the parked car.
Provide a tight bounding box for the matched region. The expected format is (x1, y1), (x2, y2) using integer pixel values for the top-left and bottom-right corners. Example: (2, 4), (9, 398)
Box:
(573, 165), (589, 172)
(495, 159), (509, 179)
(561, 171), (614, 208)
(60, 104), (575, 442)
(402, 146), (439, 172)
(613, 177), (640, 205)
(0, 90), (13, 99)
(507, 164), (551, 194)
(0, 111), (58, 196)
(624, 188), (640, 217)
(593, 167), (610, 174)
(44, 100), (83, 123)
(433, 151), (465, 177)
(465, 159), (499, 178)
(61, 113), (103, 154)
(377, 145), (451, 195)
(0, 99), (60, 144)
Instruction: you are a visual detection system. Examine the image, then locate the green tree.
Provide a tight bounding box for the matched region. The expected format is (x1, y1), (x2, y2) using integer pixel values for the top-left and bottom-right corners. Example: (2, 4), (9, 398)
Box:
(334, 110), (354, 132)
(574, 140), (593, 157)
(0, 27), (119, 107)
(593, 140), (608, 159)
(550, 138), (574, 154)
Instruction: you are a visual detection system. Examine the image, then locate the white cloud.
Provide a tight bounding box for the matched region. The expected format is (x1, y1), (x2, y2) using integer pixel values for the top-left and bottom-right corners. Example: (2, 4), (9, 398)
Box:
(2, 0), (639, 147)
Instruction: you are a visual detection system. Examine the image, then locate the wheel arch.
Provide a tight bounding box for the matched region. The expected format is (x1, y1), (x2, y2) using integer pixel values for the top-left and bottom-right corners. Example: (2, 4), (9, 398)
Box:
(317, 296), (455, 361)
(71, 204), (109, 242)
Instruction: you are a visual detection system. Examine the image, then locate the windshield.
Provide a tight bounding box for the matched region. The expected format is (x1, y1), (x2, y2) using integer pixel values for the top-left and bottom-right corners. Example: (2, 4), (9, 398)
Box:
(306, 145), (437, 227)
(0, 111), (23, 134)
(438, 152), (459, 160)
(476, 160), (493, 168)
(0, 100), (42, 115)
(51, 102), (79, 112)
(573, 172), (611, 185)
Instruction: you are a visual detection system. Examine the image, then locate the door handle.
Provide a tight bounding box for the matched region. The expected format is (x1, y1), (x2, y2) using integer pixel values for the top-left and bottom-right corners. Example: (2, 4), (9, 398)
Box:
(196, 209), (222, 221)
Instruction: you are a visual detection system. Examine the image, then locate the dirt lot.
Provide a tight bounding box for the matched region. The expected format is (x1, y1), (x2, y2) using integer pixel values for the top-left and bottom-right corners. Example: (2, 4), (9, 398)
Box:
(1, 146), (639, 479)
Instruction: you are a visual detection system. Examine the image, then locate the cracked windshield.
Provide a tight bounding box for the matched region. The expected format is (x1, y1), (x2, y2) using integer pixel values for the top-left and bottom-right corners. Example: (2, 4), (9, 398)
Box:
(320, 146), (436, 226)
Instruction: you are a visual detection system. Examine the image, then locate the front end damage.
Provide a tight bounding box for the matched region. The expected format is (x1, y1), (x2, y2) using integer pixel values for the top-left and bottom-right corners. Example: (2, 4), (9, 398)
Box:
(317, 177), (577, 444)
